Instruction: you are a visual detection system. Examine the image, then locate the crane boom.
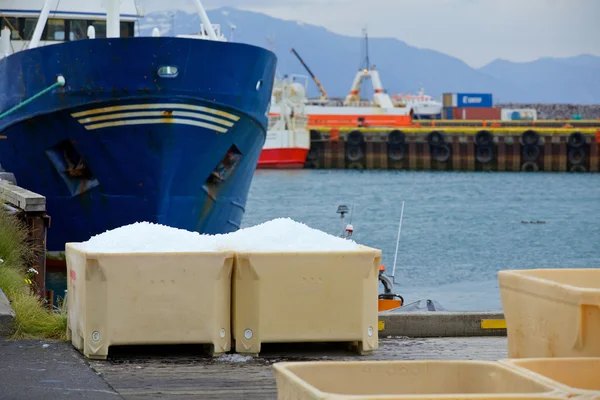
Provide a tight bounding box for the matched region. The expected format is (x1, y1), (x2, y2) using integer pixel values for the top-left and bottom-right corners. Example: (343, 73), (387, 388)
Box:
(290, 48), (328, 100)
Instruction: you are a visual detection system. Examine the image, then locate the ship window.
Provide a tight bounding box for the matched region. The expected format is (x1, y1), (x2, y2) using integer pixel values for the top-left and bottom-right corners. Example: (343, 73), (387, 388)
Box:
(22, 18), (38, 40)
(69, 20), (88, 40)
(0, 17), (19, 39)
(158, 66), (179, 78)
(43, 19), (65, 41)
(90, 21), (106, 38)
(120, 22), (134, 37)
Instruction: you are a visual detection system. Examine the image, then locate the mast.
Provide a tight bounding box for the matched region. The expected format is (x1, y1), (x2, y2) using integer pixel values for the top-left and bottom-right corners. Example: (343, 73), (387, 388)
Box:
(191, 0), (218, 40)
(105, 0), (121, 38)
(364, 28), (370, 70)
(28, 0), (57, 49)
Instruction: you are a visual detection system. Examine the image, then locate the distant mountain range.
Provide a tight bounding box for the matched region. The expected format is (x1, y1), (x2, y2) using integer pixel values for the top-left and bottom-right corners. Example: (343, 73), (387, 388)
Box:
(137, 7), (600, 104)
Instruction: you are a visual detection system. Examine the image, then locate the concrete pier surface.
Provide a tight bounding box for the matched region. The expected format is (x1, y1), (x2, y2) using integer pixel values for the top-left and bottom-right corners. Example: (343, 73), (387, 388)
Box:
(0, 339), (120, 399)
(0, 336), (508, 400)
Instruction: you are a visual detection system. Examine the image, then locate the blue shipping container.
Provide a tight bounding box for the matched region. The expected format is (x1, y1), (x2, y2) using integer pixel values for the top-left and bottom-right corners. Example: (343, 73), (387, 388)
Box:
(444, 107), (453, 119)
(455, 93), (493, 108)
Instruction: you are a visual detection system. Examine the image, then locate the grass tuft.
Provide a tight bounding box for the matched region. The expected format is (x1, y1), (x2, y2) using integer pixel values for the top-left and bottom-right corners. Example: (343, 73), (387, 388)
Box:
(0, 204), (67, 340)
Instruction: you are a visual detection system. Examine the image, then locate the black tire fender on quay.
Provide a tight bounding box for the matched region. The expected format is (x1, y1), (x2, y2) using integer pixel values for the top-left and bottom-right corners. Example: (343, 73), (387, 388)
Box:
(388, 130), (406, 146)
(521, 161), (539, 172)
(522, 144), (540, 162)
(475, 130), (494, 147)
(347, 161), (365, 170)
(568, 131), (586, 148)
(432, 143), (451, 163)
(427, 130), (445, 146)
(568, 147), (585, 165)
(347, 130), (364, 146)
(389, 146), (405, 161)
(521, 130), (539, 146)
(570, 165), (586, 173)
(476, 145), (494, 164)
(346, 146), (364, 162)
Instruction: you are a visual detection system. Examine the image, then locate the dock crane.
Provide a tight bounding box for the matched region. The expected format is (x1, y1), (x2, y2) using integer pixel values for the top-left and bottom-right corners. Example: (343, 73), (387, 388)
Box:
(290, 48), (328, 100)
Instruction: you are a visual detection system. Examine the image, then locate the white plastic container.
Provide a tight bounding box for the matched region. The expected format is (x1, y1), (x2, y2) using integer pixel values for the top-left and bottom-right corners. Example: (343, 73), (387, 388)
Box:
(498, 268), (600, 358)
(66, 243), (234, 359)
(500, 358), (600, 399)
(232, 246), (381, 355)
(273, 360), (570, 399)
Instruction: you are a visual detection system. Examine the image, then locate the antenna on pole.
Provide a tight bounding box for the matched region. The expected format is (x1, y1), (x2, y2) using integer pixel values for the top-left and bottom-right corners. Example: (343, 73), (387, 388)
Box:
(391, 200), (405, 284)
(364, 27), (370, 70)
(266, 33), (275, 52)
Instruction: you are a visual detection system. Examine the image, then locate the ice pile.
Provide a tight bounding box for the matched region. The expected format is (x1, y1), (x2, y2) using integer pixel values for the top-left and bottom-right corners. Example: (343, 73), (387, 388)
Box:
(217, 218), (360, 252)
(72, 222), (221, 253)
(73, 218), (361, 253)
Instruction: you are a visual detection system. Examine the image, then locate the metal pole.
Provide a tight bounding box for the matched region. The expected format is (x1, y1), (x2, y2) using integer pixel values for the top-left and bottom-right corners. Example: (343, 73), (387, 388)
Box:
(105, 0), (121, 38)
(391, 200), (405, 284)
(191, 0), (218, 40)
(28, 0), (56, 49)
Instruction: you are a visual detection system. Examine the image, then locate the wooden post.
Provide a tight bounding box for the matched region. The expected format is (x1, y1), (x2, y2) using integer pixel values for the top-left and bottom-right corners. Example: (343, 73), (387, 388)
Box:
(512, 136), (521, 172)
(408, 136), (417, 170)
(0, 181), (48, 301)
(497, 136), (506, 172)
(379, 142), (389, 170)
(558, 137), (567, 172)
(365, 141), (375, 169)
(466, 136), (475, 171)
(323, 141), (332, 169)
(25, 213), (49, 299)
(336, 140), (345, 169)
(46, 289), (54, 310)
(452, 136), (461, 171)
(422, 142), (431, 170)
(543, 136), (553, 172)
(590, 133), (599, 173)
(311, 142), (324, 169)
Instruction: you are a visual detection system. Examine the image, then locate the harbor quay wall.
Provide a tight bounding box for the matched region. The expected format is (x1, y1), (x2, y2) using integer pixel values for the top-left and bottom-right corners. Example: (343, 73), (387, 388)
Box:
(305, 126), (600, 172)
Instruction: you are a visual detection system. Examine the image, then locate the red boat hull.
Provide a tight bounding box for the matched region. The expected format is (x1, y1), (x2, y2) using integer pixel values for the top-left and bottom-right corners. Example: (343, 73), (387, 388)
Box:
(257, 148), (309, 169)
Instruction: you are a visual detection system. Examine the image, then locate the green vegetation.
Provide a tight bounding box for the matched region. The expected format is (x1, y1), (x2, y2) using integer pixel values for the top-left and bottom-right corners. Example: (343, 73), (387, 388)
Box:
(0, 205), (67, 340)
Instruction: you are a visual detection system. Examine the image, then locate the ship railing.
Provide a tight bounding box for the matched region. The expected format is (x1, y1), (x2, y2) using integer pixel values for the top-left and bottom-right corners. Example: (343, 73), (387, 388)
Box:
(292, 115), (309, 130)
(267, 117), (279, 130)
(0, 178), (50, 304)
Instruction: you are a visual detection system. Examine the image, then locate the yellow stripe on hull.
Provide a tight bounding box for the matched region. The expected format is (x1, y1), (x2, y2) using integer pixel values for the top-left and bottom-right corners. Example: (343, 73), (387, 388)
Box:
(83, 118), (229, 132)
(71, 103), (240, 121)
(77, 110), (235, 127)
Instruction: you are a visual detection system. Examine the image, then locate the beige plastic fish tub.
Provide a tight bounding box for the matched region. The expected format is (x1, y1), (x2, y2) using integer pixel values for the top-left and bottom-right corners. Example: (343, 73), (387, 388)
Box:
(65, 243), (234, 360)
(232, 245), (381, 355)
(500, 358), (600, 399)
(273, 360), (571, 400)
(498, 268), (600, 358)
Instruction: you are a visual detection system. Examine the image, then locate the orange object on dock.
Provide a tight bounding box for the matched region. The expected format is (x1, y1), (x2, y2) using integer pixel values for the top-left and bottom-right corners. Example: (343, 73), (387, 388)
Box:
(378, 298), (403, 312)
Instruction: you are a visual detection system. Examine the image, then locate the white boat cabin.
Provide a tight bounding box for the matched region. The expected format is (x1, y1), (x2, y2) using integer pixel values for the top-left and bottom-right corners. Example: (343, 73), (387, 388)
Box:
(0, 0), (139, 51)
(0, 0), (226, 58)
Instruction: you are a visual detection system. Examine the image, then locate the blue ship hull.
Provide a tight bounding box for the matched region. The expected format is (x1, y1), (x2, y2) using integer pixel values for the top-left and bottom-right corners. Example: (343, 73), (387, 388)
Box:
(0, 37), (276, 252)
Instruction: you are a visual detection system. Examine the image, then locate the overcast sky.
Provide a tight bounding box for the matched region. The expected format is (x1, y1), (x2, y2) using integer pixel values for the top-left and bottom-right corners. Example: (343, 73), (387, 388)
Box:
(137, 0), (600, 68)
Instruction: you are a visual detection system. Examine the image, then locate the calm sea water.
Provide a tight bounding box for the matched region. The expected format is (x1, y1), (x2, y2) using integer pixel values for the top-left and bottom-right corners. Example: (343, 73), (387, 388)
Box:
(242, 170), (600, 311)
(47, 169), (600, 310)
